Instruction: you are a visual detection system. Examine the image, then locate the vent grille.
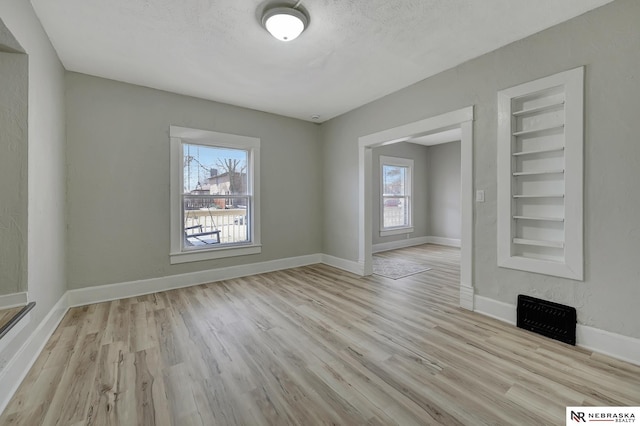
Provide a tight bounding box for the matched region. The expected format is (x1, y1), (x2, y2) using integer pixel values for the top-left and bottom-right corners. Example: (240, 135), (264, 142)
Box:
(517, 295), (576, 345)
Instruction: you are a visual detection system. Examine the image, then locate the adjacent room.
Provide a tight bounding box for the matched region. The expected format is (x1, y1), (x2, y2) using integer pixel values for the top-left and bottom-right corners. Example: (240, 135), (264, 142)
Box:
(1, 0), (639, 424)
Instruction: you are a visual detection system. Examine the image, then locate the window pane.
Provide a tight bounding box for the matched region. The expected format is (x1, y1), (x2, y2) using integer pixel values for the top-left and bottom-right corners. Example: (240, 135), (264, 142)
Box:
(383, 197), (408, 228)
(183, 144), (248, 196)
(383, 165), (406, 196)
(183, 195), (249, 246)
(182, 141), (250, 248)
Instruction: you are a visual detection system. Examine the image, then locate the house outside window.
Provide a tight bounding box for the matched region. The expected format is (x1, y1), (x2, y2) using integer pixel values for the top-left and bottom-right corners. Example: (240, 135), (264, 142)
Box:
(380, 155), (414, 236)
(170, 126), (261, 264)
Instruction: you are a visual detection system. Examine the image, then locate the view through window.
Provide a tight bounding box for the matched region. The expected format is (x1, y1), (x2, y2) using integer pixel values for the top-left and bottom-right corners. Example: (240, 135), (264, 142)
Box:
(381, 156), (413, 231)
(182, 143), (251, 248)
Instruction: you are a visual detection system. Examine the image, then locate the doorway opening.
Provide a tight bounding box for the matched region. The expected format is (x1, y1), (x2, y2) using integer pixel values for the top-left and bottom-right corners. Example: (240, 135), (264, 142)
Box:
(358, 107), (474, 309)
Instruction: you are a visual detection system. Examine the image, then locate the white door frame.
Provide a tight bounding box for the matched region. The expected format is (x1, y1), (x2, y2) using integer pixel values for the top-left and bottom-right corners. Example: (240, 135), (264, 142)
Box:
(358, 106), (475, 309)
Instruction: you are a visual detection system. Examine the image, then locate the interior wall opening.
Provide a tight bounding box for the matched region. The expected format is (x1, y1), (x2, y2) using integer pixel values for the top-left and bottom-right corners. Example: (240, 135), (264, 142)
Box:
(358, 107), (474, 309)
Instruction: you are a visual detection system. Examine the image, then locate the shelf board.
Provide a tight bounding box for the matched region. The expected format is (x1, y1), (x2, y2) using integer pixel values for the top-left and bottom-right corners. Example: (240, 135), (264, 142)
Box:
(512, 101), (565, 117)
(512, 146), (564, 157)
(513, 124), (564, 137)
(513, 194), (565, 198)
(513, 169), (564, 177)
(513, 238), (565, 249)
(513, 216), (565, 222)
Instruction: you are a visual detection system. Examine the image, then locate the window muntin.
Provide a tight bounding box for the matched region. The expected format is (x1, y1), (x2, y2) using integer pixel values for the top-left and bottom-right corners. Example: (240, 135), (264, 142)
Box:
(380, 156), (413, 235)
(170, 126), (260, 263)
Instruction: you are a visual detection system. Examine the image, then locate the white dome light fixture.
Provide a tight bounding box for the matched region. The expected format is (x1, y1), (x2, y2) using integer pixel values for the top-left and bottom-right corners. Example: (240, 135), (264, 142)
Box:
(262, 6), (308, 42)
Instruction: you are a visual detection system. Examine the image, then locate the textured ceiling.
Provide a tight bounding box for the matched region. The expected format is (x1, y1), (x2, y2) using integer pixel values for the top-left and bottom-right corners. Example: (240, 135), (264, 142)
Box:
(31, 0), (614, 122)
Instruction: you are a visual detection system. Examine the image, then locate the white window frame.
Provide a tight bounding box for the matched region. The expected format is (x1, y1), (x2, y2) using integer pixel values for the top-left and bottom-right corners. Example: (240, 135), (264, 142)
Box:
(169, 125), (261, 264)
(380, 155), (414, 237)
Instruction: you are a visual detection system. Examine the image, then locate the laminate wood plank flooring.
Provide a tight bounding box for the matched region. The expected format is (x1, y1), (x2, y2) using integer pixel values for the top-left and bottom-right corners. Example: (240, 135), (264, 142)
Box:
(2, 244), (639, 425)
(0, 306), (23, 331)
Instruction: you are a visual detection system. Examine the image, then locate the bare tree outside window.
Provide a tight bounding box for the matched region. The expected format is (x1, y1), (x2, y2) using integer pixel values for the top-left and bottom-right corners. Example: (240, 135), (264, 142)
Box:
(216, 158), (247, 196)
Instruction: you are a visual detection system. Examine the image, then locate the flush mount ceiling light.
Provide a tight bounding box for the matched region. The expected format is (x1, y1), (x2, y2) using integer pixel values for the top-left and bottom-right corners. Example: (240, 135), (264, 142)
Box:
(262, 6), (308, 41)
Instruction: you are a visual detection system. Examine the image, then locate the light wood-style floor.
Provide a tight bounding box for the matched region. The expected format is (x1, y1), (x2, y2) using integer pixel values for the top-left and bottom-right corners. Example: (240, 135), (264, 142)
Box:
(2, 245), (639, 425)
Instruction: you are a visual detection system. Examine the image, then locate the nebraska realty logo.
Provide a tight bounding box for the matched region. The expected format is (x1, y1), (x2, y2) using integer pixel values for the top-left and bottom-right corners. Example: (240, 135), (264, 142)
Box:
(567, 407), (639, 424)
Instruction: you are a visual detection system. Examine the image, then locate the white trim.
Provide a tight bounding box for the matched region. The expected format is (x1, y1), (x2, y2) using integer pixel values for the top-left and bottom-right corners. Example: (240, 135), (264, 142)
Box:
(359, 107), (474, 148)
(577, 325), (640, 366)
(459, 285), (474, 311)
(473, 295), (640, 366)
(426, 236), (461, 248)
(358, 144), (374, 275)
(459, 120), (473, 303)
(170, 244), (262, 264)
(474, 295), (518, 325)
(372, 236), (431, 253)
(0, 293), (69, 415)
(358, 106), (474, 310)
(68, 254), (321, 307)
(170, 126), (261, 149)
(0, 292), (28, 309)
(321, 254), (365, 275)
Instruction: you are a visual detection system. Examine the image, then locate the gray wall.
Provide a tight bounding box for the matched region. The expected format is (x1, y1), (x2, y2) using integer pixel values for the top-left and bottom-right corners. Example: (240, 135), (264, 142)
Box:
(428, 141), (460, 240)
(65, 73), (322, 289)
(372, 142), (430, 245)
(0, 1), (67, 325)
(321, 0), (640, 339)
(0, 48), (27, 295)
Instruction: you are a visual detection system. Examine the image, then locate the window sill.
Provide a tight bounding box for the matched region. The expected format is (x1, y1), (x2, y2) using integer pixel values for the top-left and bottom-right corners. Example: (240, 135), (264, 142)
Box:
(170, 244), (262, 264)
(380, 227), (414, 237)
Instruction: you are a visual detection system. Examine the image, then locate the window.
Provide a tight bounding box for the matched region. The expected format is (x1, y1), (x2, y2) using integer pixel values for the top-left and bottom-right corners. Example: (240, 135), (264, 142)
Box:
(170, 126), (261, 264)
(380, 156), (413, 236)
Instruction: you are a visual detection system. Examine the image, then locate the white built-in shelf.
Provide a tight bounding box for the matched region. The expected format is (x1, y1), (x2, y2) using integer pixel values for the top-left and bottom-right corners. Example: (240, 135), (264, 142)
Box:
(497, 66), (584, 280)
(512, 101), (565, 117)
(513, 193), (564, 199)
(512, 147), (564, 157)
(513, 169), (564, 177)
(512, 124), (564, 137)
(513, 238), (565, 249)
(513, 216), (565, 222)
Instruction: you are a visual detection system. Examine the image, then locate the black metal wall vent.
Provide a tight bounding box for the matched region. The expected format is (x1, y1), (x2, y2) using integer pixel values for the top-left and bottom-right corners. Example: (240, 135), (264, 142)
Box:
(517, 295), (576, 345)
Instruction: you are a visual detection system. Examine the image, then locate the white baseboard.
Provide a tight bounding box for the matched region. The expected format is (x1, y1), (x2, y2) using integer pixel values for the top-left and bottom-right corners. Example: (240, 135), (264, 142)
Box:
(372, 236), (430, 253)
(372, 236), (461, 253)
(473, 295), (640, 366)
(576, 324), (640, 366)
(0, 293), (28, 310)
(0, 293), (69, 415)
(68, 254), (322, 307)
(474, 295), (517, 325)
(425, 236), (461, 248)
(321, 254), (364, 276)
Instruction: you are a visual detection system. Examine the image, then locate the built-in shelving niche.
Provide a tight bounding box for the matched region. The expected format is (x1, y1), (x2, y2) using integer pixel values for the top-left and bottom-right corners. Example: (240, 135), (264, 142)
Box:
(497, 67), (584, 280)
